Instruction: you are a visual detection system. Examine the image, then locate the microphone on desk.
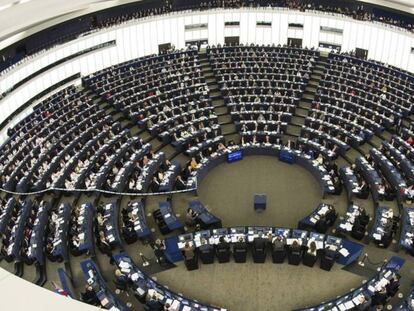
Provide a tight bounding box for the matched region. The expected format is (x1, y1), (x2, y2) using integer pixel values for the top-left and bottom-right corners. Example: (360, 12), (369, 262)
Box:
(358, 253), (368, 267)
(139, 252), (150, 267)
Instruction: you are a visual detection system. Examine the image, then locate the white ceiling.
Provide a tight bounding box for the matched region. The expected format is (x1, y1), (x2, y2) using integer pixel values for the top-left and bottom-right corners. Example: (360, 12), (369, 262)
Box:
(358, 0), (414, 11)
(386, 0), (414, 7)
(0, 0), (412, 50)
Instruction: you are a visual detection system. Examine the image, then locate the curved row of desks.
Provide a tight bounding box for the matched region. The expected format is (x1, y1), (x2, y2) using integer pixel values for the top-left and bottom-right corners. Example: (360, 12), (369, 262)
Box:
(296, 256), (405, 311)
(113, 252), (225, 311)
(164, 227), (364, 267)
(187, 143), (337, 198)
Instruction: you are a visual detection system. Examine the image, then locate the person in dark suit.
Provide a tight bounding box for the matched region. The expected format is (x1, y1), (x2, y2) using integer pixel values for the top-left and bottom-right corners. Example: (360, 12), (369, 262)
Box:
(217, 236), (229, 250)
(146, 292), (163, 311)
(151, 177), (160, 192)
(326, 207), (337, 225)
(181, 165), (192, 180)
(153, 239), (169, 267)
(320, 245), (337, 270)
(199, 238), (214, 263)
(253, 234), (266, 251)
(357, 180), (369, 199)
(315, 215), (328, 233)
(252, 233), (267, 262)
(371, 288), (388, 306)
(234, 236), (247, 252)
(81, 285), (100, 306)
(355, 294), (371, 310)
(386, 274), (400, 297)
(199, 238), (211, 252)
(216, 236), (230, 262)
(114, 269), (128, 290)
(175, 175), (186, 190)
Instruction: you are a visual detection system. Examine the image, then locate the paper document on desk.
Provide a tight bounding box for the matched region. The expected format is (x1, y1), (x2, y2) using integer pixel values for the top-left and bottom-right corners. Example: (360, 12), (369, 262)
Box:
(372, 233), (382, 240)
(320, 206), (328, 213)
(337, 303), (347, 311)
(377, 278), (389, 288)
(171, 300), (181, 308)
(101, 298), (110, 307)
(339, 248), (350, 257)
(384, 270), (392, 278)
(315, 241), (324, 249)
(352, 296), (362, 305)
(130, 273), (139, 281)
(136, 287), (145, 296)
(120, 265), (131, 273)
(344, 301), (354, 309)
(286, 238), (296, 245)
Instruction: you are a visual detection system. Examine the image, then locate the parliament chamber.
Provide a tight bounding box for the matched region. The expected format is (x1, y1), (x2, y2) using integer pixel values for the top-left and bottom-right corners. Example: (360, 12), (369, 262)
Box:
(0, 0), (414, 310)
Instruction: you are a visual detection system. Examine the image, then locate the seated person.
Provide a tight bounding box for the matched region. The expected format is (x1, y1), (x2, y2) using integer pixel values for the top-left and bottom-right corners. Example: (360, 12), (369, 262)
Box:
(354, 293), (371, 310)
(371, 287), (388, 306)
(288, 239), (302, 265)
(175, 175), (187, 190)
(357, 180), (369, 199)
(272, 236), (286, 251)
(185, 208), (198, 226)
(199, 238), (214, 263)
(216, 236), (230, 261)
(385, 274), (400, 297)
(114, 269), (128, 290)
(234, 236), (247, 251)
(81, 285), (100, 306)
(153, 239), (168, 266)
(190, 157), (198, 170)
(307, 241), (318, 257)
(253, 234), (266, 251)
(182, 242), (195, 260)
(146, 291), (163, 311)
(320, 245), (337, 270)
(315, 215), (328, 233)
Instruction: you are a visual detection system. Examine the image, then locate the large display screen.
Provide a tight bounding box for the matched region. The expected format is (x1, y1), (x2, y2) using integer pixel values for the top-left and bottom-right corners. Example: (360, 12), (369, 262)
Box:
(227, 150), (243, 163)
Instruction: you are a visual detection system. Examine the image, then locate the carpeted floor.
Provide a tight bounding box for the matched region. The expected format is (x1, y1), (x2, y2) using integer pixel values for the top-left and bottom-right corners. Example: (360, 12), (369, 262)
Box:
(154, 260), (366, 311)
(197, 156), (323, 228)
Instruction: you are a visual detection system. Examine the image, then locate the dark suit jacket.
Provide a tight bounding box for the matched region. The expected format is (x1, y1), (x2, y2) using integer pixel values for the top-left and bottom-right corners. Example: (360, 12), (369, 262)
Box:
(253, 237), (266, 251)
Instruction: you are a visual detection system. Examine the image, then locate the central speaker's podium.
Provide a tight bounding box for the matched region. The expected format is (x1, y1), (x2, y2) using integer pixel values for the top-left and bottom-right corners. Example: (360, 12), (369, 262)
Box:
(254, 194), (267, 212)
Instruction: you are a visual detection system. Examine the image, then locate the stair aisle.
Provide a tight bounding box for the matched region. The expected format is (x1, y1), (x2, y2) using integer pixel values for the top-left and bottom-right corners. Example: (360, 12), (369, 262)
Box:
(283, 55), (329, 143)
(199, 50), (241, 144)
